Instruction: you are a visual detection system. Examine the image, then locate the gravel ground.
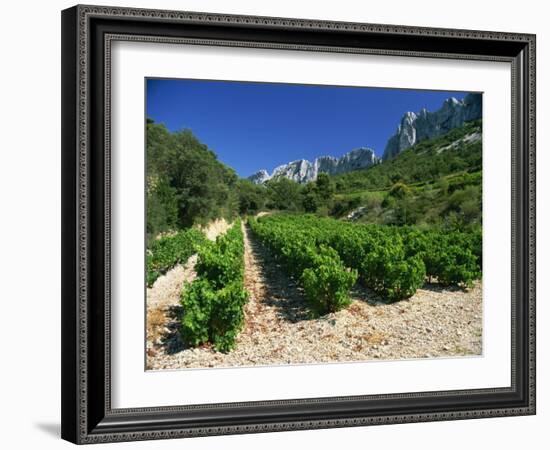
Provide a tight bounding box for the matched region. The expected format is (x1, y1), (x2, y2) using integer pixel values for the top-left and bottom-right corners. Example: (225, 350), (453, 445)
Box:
(146, 223), (482, 370)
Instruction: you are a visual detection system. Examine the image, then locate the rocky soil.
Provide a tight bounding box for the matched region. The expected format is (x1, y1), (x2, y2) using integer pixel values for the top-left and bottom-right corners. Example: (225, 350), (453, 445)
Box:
(198, 218), (231, 241)
(146, 223), (482, 370)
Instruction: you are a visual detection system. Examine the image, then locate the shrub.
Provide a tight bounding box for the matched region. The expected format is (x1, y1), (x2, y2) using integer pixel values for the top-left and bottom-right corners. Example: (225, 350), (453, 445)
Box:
(360, 235), (426, 301)
(301, 246), (358, 315)
(434, 244), (479, 287)
(280, 241), (317, 278)
(209, 281), (249, 352)
(250, 217), (358, 314)
(382, 255), (426, 301)
(250, 213), (481, 303)
(179, 219), (248, 352)
(147, 228), (206, 286)
(389, 182), (412, 199)
(180, 279), (215, 347)
(195, 235), (244, 289)
(401, 228), (481, 287)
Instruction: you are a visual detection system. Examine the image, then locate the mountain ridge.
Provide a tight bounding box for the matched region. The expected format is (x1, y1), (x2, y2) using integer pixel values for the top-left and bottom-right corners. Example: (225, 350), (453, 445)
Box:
(382, 93), (482, 160)
(249, 147), (379, 184)
(248, 93), (482, 184)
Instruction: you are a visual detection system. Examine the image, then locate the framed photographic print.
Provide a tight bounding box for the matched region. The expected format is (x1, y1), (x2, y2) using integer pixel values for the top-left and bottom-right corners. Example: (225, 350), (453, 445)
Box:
(61, 4), (536, 444)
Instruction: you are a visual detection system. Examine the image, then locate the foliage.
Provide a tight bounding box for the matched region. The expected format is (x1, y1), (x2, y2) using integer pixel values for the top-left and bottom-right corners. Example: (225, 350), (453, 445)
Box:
(209, 281), (249, 352)
(195, 222), (245, 289)
(265, 177), (303, 211)
(263, 174), (336, 214)
(401, 227), (481, 287)
(146, 120), (240, 236)
(147, 104), (484, 355)
(328, 121), (482, 228)
(332, 120), (482, 194)
(362, 239), (425, 301)
(389, 182), (412, 199)
(146, 176), (179, 238)
(302, 183), (320, 213)
(146, 228), (206, 287)
(330, 195), (362, 217)
(180, 279), (215, 347)
(179, 220), (248, 352)
(250, 217), (357, 315)
(235, 179), (267, 215)
(180, 278), (249, 352)
(340, 171), (482, 228)
(301, 173), (336, 213)
(301, 246), (357, 314)
(251, 214), (482, 303)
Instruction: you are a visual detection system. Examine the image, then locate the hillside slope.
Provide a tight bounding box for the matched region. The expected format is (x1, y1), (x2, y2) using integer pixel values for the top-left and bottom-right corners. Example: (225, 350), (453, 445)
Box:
(333, 119), (481, 193)
(329, 120), (482, 227)
(383, 93), (482, 160)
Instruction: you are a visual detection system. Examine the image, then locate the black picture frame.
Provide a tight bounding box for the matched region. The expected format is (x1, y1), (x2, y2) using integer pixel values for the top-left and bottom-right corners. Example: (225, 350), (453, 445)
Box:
(61, 4), (536, 444)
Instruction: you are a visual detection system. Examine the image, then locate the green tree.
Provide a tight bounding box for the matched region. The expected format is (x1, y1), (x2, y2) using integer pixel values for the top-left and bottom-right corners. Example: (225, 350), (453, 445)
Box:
(266, 178), (302, 210)
(146, 120), (240, 231)
(315, 173), (334, 198)
(235, 179), (266, 215)
(146, 176), (179, 239)
(302, 182), (319, 212)
(314, 172), (335, 213)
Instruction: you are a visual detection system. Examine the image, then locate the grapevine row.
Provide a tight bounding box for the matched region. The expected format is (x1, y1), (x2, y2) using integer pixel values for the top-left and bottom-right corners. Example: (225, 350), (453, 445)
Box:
(179, 219), (248, 352)
(146, 228), (207, 287)
(249, 218), (357, 315)
(251, 214), (481, 303)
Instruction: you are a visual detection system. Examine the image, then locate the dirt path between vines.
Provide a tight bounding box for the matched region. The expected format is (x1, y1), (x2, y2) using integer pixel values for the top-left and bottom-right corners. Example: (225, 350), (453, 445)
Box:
(147, 223), (482, 370)
(146, 219), (231, 362)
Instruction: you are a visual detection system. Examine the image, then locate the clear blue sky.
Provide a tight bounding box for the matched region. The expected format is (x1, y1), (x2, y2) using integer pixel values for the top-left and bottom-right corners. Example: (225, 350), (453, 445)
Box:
(146, 78), (470, 178)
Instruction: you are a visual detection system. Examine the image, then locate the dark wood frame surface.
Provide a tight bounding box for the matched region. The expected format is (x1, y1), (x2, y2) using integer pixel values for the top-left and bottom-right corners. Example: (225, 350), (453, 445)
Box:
(61, 4), (536, 444)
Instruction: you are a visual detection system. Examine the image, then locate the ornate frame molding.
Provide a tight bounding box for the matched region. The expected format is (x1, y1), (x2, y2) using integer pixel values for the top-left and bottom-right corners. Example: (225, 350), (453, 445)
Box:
(61, 4), (536, 444)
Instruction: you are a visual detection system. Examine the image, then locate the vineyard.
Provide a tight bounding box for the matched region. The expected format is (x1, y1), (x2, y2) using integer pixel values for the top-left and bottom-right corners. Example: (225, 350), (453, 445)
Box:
(180, 219), (248, 352)
(250, 214), (481, 304)
(146, 228), (206, 286)
(145, 213), (482, 368)
(144, 112), (484, 369)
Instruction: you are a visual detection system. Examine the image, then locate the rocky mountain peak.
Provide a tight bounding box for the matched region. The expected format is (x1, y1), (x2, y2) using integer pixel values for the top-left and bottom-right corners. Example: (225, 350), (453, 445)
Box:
(382, 93), (482, 161)
(247, 93), (481, 184)
(247, 169), (271, 184)
(248, 147), (378, 184)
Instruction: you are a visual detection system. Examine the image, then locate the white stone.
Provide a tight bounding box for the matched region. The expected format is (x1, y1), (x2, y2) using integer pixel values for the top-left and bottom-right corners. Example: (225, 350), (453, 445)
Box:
(248, 147), (379, 184)
(382, 93), (482, 160)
